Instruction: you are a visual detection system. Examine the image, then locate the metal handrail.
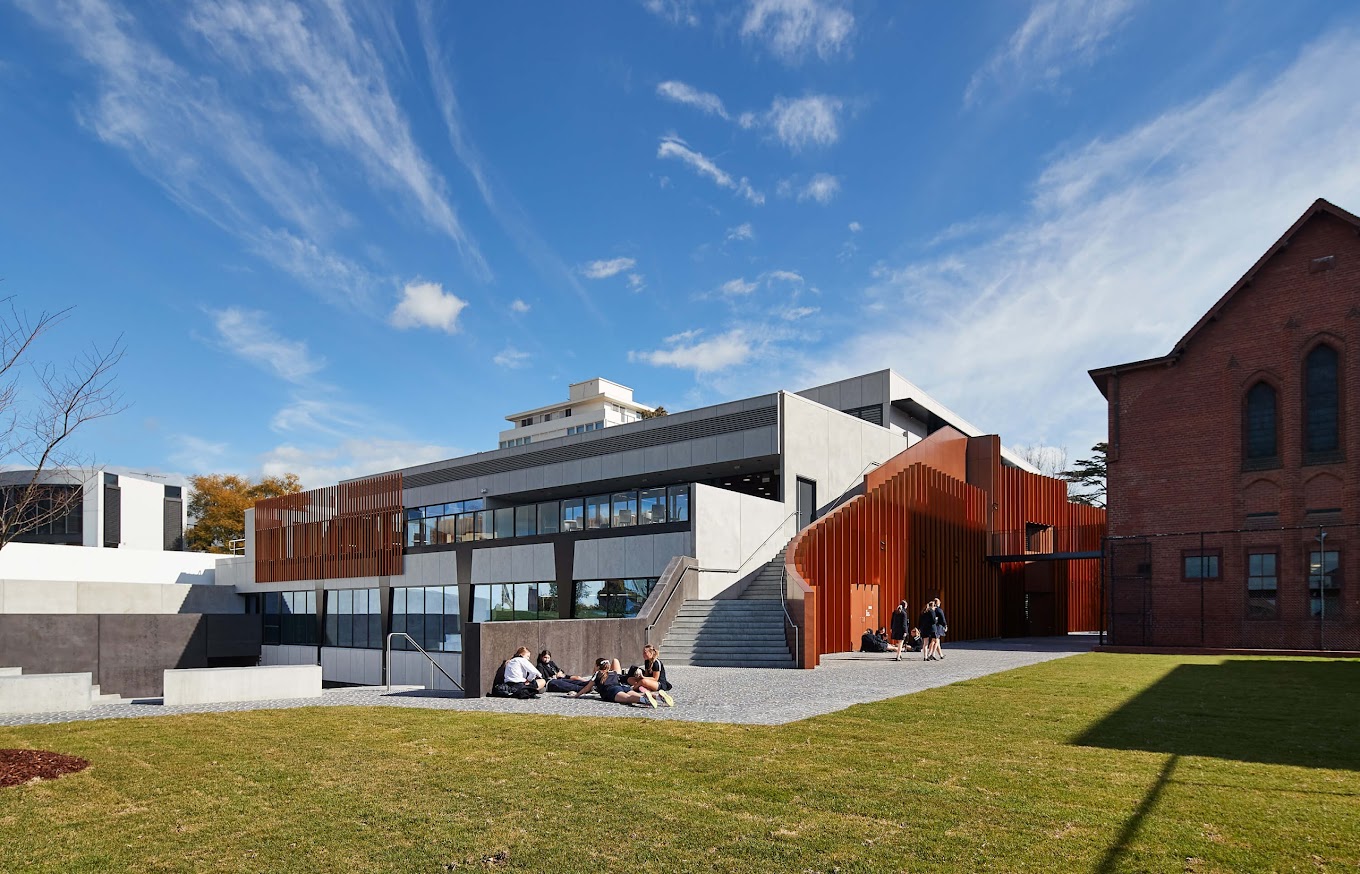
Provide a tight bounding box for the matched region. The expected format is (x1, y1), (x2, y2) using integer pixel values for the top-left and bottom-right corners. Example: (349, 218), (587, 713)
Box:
(822, 460), (882, 516)
(644, 562), (695, 644)
(384, 632), (463, 693)
(730, 510), (798, 578)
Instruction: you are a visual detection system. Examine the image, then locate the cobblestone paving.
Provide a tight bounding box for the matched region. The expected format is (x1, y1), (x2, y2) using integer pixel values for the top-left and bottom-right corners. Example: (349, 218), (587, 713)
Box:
(0, 636), (1094, 729)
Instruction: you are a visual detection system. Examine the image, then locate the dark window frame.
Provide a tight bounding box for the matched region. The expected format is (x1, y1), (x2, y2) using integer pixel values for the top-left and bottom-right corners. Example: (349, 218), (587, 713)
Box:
(1308, 548), (1342, 618)
(1181, 549), (1222, 581)
(1242, 380), (1280, 469)
(1303, 342), (1343, 465)
(1245, 548), (1279, 620)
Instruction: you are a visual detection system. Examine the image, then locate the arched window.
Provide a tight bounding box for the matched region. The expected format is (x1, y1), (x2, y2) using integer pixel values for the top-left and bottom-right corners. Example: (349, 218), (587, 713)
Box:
(1244, 382), (1277, 462)
(1304, 344), (1340, 459)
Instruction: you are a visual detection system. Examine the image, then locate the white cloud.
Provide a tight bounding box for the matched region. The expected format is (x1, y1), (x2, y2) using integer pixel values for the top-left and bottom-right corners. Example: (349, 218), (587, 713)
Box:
(657, 135), (765, 205)
(741, 0), (854, 64)
(389, 281), (468, 333)
(726, 222), (755, 241)
(966, 0), (1140, 105)
(493, 346), (531, 369)
(720, 277), (759, 296)
(187, 0), (488, 276)
(211, 307), (324, 383)
(510, 299), (531, 314)
(656, 80), (729, 119)
(580, 257), (637, 279)
(798, 173), (841, 203)
(782, 306), (819, 320)
(642, 0), (699, 27)
(258, 437), (458, 489)
(631, 329), (755, 373)
(249, 228), (382, 310)
(765, 95), (844, 150)
(169, 434), (229, 472)
(848, 221), (862, 232)
(627, 273), (647, 292)
(800, 30), (1360, 456)
(766, 269), (804, 285)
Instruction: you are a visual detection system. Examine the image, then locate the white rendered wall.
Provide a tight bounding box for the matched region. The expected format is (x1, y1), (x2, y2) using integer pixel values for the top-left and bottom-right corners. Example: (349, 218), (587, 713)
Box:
(163, 665), (321, 705)
(117, 475), (169, 550)
(780, 391), (909, 518)
(690, 485), (789, 599)
(0, 579), (241, 614)
(0, 542), (218, 585)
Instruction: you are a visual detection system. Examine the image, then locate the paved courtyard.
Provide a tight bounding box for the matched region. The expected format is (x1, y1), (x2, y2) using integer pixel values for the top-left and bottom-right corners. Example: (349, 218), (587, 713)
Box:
(0, 636), (1094, 728)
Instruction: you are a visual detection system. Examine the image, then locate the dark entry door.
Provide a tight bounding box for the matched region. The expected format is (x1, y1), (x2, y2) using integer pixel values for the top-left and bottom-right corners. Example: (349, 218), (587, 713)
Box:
(796, 477), (817, 530)
(1024, 562), (1056, 636)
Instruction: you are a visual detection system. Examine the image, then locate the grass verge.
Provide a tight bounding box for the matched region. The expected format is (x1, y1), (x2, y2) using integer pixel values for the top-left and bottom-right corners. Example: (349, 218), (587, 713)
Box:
(1, 652), (1357, 873)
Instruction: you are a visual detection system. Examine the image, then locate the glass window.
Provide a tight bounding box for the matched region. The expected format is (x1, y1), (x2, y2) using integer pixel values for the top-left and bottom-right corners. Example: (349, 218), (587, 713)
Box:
(266, 590), (317, 646)
(515, 505), (536, 537)
(1183, 552), (1220, 580)
(1245, 382), (1277, 460)
(537, 501), (560, 535)
(561, 498), (584, 531)
(1309, 550), (1341, 617)
(435, 515), (457, 545)
(263, 591), (281, 645)
(537, 582), (559, 620)
(455, 512), (475, 542)
(611, 491), (638, 527)
(639, 488), (667, 524)
(1247, 552), (1277, 619)
(668, 485), (690, 522)
(475, 509), (493, 541)
(572, 578), (657, 619)
(494, 507), (514, 539)
(1305, 345), (1340, 456)
(490, 584), (516, 621)
(470, 583), (558, 622)
(585, 495), (610, 529)
(392, 585), (461, 652)
(471, 585), (492, 623)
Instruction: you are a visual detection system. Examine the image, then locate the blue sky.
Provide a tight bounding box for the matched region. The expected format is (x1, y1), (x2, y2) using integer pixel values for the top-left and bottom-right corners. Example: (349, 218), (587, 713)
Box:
(2, 0), (1359, 486)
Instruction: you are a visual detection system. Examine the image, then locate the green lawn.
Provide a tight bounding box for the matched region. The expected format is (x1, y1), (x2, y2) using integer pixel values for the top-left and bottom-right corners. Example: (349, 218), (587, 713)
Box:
(1, 653), (1357, 873)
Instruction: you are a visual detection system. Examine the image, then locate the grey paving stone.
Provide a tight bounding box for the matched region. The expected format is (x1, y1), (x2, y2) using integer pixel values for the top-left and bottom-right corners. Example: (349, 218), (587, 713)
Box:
(0, 636), (1094, 729)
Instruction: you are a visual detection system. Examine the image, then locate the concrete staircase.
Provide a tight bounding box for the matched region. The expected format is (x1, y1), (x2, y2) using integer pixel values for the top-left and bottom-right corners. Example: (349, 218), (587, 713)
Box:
(660, 548), (795, 668)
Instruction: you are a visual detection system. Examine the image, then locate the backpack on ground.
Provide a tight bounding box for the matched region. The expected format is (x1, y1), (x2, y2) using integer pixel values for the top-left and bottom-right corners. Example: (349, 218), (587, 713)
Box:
(488, 660), (512, 698)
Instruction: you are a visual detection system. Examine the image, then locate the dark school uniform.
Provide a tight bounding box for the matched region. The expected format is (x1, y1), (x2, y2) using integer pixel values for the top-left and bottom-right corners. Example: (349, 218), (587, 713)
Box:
(644, 656), (672, 691)
(890, 607), (908, 641)
(919, 609), (937, 638)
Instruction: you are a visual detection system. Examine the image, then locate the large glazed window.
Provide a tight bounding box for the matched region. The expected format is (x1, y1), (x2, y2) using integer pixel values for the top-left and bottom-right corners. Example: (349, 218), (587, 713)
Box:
(572, 578), (656, 619)
(263, 590), (318, 646)
(1304, 344), (1340, 460)
(471, 582), (558, 622)
(323, 588), (381, 649)
(1243, 382), (1278, 464)
(1246, 552), (1277, 619)
(1308, 550), (1341, 618)
(392, 585), (461, 651)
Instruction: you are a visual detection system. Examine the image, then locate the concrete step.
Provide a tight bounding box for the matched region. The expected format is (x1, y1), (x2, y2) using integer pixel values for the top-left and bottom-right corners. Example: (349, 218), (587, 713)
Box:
(0, 667), (21, 677)
(665, 657), (796, 668)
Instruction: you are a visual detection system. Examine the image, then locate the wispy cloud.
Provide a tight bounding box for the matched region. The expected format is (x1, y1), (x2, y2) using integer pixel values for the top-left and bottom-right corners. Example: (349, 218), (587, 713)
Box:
(581, 257), (637, 279)
(493, 346), (531, 369)
(787, 172), (840, 203)
(389, 281), (468, 333)
(169, 434), (229, 472)
(510, 299), (531, 314)
(742, 94), (845, 151)
(848, 221), (862, 232)
(782, 306), (819, 320)
(627, 273), (647, 292)
(726, 222), (755, 241)
(656, 80), (729, 119)
(800, 30), (1360, 455)
(642, 0), (700, 27)
(259, 437), (458, 488)
(211, 307), (325, 383)
(187, 0), (489, 277)
(249, 227), (383, 310)
(720, 278), (759, 296)
(740, 0), (854, 65)
(631, 329), (756, 373)
(766, 269), (804, 285)
(657, 135), (765, 204)
(966, 0), (1140, 105)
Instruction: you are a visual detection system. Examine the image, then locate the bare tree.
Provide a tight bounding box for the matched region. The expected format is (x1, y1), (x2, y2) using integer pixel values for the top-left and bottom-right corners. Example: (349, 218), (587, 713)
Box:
(1014, 443), (1069, 478)
(0, 297), (125, 551)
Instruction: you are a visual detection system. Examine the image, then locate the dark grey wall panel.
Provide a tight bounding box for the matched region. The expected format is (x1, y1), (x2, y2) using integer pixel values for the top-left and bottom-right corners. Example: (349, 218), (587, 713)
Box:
(99, 615), (206, 698)
(0, 615), (99, 677)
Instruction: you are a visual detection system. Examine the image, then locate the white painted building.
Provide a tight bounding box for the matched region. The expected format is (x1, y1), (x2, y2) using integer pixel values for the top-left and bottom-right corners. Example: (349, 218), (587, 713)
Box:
(0, 467), (187, 551)
(498, 378), (654, 448)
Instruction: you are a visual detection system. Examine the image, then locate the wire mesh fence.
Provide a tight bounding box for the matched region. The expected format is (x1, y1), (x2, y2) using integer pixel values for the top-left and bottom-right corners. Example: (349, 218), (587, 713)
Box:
(1104, 523), (1360, 651)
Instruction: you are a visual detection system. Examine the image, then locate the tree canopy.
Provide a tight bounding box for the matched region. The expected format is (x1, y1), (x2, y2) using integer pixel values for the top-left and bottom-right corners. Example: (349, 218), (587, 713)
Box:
(1060, 442), (1108, 508)
(186, 473), (302, 553)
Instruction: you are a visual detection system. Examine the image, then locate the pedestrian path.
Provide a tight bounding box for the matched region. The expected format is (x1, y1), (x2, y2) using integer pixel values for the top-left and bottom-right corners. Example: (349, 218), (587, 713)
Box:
(0, 636), (1094, 728)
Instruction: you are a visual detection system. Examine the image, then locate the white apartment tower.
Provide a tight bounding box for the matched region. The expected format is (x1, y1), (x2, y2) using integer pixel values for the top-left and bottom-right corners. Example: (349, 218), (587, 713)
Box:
(498, 378), (655, 448)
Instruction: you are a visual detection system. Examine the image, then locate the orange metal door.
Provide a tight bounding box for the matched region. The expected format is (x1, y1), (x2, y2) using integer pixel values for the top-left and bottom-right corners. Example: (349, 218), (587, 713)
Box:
(849, 583), (879, 639)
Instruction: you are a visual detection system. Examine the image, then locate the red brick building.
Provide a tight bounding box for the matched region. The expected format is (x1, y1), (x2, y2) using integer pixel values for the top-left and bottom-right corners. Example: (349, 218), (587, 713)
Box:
(1091, 198), (1360, 650)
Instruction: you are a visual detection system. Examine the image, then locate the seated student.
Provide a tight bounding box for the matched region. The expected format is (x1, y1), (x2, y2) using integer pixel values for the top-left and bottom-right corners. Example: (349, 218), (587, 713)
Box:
(502, 646), (546, 696)
(638, 643), (674, 695)
(860, 627), (891, 653)
(625, 665), (673, 706)
(537, 649), (587, 693)
(905, 627), (924, 652)
(570, 657), (658, 708)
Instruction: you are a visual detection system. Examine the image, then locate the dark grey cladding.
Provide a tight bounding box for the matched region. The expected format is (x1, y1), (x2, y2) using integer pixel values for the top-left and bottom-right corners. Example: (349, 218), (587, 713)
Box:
(403, 401), (778, 490)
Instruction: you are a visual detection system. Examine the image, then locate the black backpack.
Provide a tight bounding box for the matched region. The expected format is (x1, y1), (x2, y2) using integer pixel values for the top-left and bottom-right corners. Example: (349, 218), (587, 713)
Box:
(488, 660), (512, 698)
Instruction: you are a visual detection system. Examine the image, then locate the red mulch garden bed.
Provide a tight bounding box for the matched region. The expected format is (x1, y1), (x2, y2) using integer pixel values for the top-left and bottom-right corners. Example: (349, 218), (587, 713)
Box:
(0, 749), (90, 787)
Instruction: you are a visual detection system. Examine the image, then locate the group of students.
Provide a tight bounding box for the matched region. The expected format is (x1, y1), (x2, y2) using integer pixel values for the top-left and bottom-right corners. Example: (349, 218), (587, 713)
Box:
(491, 643), (676, 708)
(862, 598), (949, 662)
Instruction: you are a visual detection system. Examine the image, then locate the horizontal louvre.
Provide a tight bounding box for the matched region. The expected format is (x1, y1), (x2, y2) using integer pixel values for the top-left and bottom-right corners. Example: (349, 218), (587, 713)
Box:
(405, 404), (777, 489)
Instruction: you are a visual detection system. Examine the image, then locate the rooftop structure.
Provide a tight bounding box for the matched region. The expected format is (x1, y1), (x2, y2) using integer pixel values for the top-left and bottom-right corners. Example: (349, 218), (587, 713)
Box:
(498, 378), (654, 448)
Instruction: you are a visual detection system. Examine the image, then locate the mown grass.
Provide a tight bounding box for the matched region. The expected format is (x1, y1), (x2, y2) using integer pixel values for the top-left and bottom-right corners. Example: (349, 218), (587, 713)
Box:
(1, 653), (1357, 873)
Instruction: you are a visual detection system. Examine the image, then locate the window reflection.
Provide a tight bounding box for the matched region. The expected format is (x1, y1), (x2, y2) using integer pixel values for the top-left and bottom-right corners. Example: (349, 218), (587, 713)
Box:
(392, 585), (461, 652)
(572, 578), (657, 619)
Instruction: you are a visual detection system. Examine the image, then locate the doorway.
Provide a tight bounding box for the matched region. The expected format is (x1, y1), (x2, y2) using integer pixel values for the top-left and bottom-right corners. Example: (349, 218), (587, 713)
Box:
(849, 583), (879, 640)
(796, 477), (817, 530)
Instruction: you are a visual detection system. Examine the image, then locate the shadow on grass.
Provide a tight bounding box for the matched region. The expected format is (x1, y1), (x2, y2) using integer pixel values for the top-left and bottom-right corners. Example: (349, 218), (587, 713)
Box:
(1073, 659), (1360, 771)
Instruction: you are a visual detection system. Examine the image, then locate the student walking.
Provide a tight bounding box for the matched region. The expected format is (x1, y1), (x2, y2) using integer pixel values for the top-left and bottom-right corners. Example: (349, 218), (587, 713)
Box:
(918, 601), (938, 661)
(933, 599), (948, 660)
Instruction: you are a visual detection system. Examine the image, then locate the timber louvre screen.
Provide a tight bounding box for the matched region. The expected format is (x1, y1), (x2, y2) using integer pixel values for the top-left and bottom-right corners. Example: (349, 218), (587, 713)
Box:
(254, 473), (403, 583)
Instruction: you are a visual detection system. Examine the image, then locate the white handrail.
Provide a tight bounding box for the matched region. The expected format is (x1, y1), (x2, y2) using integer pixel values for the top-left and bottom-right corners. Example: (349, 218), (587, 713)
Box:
(384, 632), (463, 693)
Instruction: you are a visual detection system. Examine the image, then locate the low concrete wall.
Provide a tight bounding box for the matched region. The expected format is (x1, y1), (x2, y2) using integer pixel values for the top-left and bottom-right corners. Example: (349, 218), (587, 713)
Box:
(0, 614), (263, 698)
(0, 579), (243, 615)
(0, 542), (221, 585)
(163, 664), (322, 706)
(0, 672), (92, 714)
(0, 666), (20, 677)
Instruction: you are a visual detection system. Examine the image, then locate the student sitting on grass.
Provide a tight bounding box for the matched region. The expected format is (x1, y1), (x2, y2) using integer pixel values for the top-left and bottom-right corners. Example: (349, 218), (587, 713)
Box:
(570, 657), (658, 708)
(625, 664), (673, 706)
(537, 649), (588, 693)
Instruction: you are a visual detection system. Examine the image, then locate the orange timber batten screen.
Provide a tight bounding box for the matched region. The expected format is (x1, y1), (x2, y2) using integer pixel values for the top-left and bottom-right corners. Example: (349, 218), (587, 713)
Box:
(254, 473), (404, 583)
